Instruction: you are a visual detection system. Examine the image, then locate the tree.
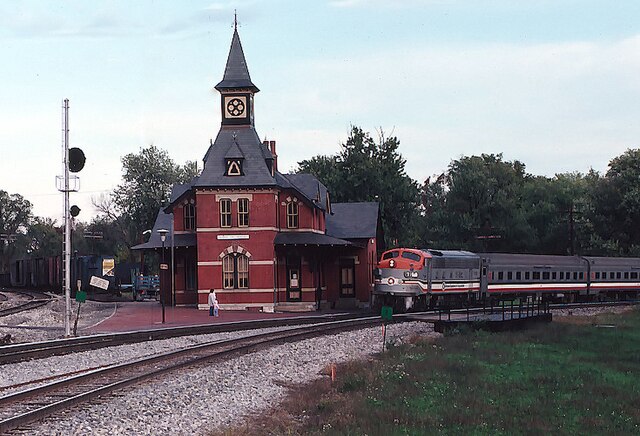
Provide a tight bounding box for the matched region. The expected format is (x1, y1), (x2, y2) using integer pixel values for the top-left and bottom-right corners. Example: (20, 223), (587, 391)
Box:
(0, 190), (33, 272)
(588, 148), (640, 254)
(420, 154), (530, 251)
(95, 145), (199, 259)
(297, 126), (420, 247)
(418, 154), (593, 254)
(25, 217), (62, 258)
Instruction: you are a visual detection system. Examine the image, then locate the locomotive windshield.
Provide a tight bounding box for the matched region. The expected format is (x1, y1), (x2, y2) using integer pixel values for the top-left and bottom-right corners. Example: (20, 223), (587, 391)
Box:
(382, 251), (400, 260)
(401, 252), (422, 262)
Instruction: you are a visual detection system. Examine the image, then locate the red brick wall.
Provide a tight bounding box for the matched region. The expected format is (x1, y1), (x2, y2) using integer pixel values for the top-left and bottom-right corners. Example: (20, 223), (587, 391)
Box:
(195, 189), (278, 307)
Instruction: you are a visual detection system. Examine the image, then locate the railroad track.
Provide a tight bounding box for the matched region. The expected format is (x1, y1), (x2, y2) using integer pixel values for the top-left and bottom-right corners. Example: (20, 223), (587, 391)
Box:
(0, 316), (385, 433)
(0, 312), (368, 365)
(0, 291), (52, 318)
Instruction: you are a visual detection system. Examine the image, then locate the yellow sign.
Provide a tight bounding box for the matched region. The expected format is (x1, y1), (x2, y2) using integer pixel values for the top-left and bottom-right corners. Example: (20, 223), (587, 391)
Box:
(102, 258), (115, 277)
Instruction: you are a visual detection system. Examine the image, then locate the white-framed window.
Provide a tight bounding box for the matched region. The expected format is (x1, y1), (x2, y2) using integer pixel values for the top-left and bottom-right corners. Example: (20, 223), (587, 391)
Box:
(237, 255), (249, 288)
(222, 254), (249, 289)
(286, 201), (299, 229)
(238, 198), (249, 227)
(220, 198), (232, 227)
(222, 255), (234, 289)
(184, 203), (196, 230)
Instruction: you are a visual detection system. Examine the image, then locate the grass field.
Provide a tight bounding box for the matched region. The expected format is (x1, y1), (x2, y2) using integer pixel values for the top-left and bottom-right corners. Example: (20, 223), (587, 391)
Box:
(218, 308), (640, 435)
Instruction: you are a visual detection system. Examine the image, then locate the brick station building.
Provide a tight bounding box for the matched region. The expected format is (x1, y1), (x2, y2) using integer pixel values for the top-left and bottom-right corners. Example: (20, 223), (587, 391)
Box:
(134, 26), (382, 312)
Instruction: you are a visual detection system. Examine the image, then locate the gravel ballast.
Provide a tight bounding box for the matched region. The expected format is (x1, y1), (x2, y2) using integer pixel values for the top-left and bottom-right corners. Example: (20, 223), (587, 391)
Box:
(4, 322), (437, 435)
(1, 302), (634, 435)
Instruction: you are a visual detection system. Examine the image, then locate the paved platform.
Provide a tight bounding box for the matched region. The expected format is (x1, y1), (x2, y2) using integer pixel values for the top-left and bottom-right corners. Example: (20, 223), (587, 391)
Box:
(86, 301), (333, 334)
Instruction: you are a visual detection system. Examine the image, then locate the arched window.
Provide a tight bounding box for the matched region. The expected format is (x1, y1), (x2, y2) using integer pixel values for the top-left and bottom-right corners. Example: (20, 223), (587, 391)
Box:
(184, 203), (196, 230)
(286, 201), (298, 229)
(222, 254), (249, 289)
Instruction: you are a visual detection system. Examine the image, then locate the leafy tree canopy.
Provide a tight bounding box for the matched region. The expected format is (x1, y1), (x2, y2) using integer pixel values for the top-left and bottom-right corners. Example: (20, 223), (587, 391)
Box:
(96, 145), (198, 259)
(297, 126), (419, 247)
(0, 190), (33, 271)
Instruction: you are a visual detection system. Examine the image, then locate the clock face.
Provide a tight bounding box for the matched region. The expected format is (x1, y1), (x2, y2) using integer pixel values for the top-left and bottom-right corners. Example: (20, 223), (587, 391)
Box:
(224, 96), (247, 118)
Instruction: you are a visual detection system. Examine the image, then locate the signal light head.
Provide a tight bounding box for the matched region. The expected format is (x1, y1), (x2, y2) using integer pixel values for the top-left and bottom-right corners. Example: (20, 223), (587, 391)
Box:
(68, 147), (86, 173)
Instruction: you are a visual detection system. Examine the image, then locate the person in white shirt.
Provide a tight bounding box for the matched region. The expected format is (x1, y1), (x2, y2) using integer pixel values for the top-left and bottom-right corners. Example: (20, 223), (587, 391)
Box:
(208, 289), (217, 316)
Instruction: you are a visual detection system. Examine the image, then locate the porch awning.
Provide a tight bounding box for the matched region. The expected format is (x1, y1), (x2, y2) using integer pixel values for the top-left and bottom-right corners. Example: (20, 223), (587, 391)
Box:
(274, 232), (352, 247)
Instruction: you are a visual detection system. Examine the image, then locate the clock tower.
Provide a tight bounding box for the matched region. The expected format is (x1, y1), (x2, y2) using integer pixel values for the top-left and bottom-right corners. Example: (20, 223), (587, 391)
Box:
(215, 22), (259, 127)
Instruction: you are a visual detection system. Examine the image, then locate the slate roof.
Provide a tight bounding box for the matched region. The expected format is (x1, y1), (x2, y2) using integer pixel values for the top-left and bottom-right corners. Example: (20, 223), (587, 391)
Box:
(215, 28), (259, 92)
(131, 209), (197, 250)
(326, 202), (379, 239)
(274, 232), (352, 247)
(197, 126), (276, 188)
(169, 183), (193, 204)
(280, 173), (329, 212)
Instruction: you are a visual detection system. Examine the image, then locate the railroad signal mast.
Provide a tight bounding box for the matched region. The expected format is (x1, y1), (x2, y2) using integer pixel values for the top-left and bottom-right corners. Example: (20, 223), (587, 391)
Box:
(57, 99), (85, 337)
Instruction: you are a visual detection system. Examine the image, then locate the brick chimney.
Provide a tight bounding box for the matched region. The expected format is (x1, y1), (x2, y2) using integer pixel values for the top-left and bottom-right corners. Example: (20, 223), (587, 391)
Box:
(269, 140), (277, 172)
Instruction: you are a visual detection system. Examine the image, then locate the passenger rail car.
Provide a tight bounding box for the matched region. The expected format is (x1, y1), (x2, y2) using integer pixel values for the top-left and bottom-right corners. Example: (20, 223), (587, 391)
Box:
(374, 248), (640, 311)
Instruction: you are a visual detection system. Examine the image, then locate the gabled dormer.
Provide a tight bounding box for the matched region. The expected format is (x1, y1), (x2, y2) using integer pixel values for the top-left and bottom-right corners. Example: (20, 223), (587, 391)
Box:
(225, 135), (245, 176)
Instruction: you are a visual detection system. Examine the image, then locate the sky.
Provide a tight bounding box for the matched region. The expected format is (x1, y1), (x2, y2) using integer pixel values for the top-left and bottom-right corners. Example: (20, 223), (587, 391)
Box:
(1, 0), (640, 222)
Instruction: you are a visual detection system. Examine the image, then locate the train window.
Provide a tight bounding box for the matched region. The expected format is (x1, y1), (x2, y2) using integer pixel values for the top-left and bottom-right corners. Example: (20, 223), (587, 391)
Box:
(482, 267), (487, 276)
(579, 272), (584, 280)
(552, 272), (557, 280)
(498, 271), (504, 280)
(616, 272), (621, 279)
(382, 251), (399, 260)
(507, 271), (513, 280)
(595, 272), (600, 279)
(516, 271), (521, 280)
(533, 271), (540, 280)
(632, 272), (638, 280)
(573, 272), (578, 280)
(609, 272), (615, 280)
(559, 271), (564, 280)
(542, 272), (550, 280)
(624, 272), (629, 279)
(401, 252), (422, 262)
(525, 271), (530, 280)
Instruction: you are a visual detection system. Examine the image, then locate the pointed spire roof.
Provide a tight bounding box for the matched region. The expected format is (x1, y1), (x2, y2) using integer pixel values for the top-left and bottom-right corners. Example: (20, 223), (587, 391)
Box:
(215, 25), (259, 92)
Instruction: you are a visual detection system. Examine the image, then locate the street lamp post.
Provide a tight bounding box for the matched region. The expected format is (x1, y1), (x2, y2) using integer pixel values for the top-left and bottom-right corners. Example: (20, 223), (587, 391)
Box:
(158, 228), (169, 324)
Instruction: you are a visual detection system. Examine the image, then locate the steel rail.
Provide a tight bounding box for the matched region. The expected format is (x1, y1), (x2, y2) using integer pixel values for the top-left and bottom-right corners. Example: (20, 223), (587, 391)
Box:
(0, 312), (368, 365)
(0, 291), (53, 318)
(0, 316), (386, 433)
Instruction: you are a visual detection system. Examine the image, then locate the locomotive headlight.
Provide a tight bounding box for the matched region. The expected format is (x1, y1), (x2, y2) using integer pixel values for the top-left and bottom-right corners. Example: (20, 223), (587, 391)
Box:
(411, 271), (418, 278)
(389, 259), (395, 268)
